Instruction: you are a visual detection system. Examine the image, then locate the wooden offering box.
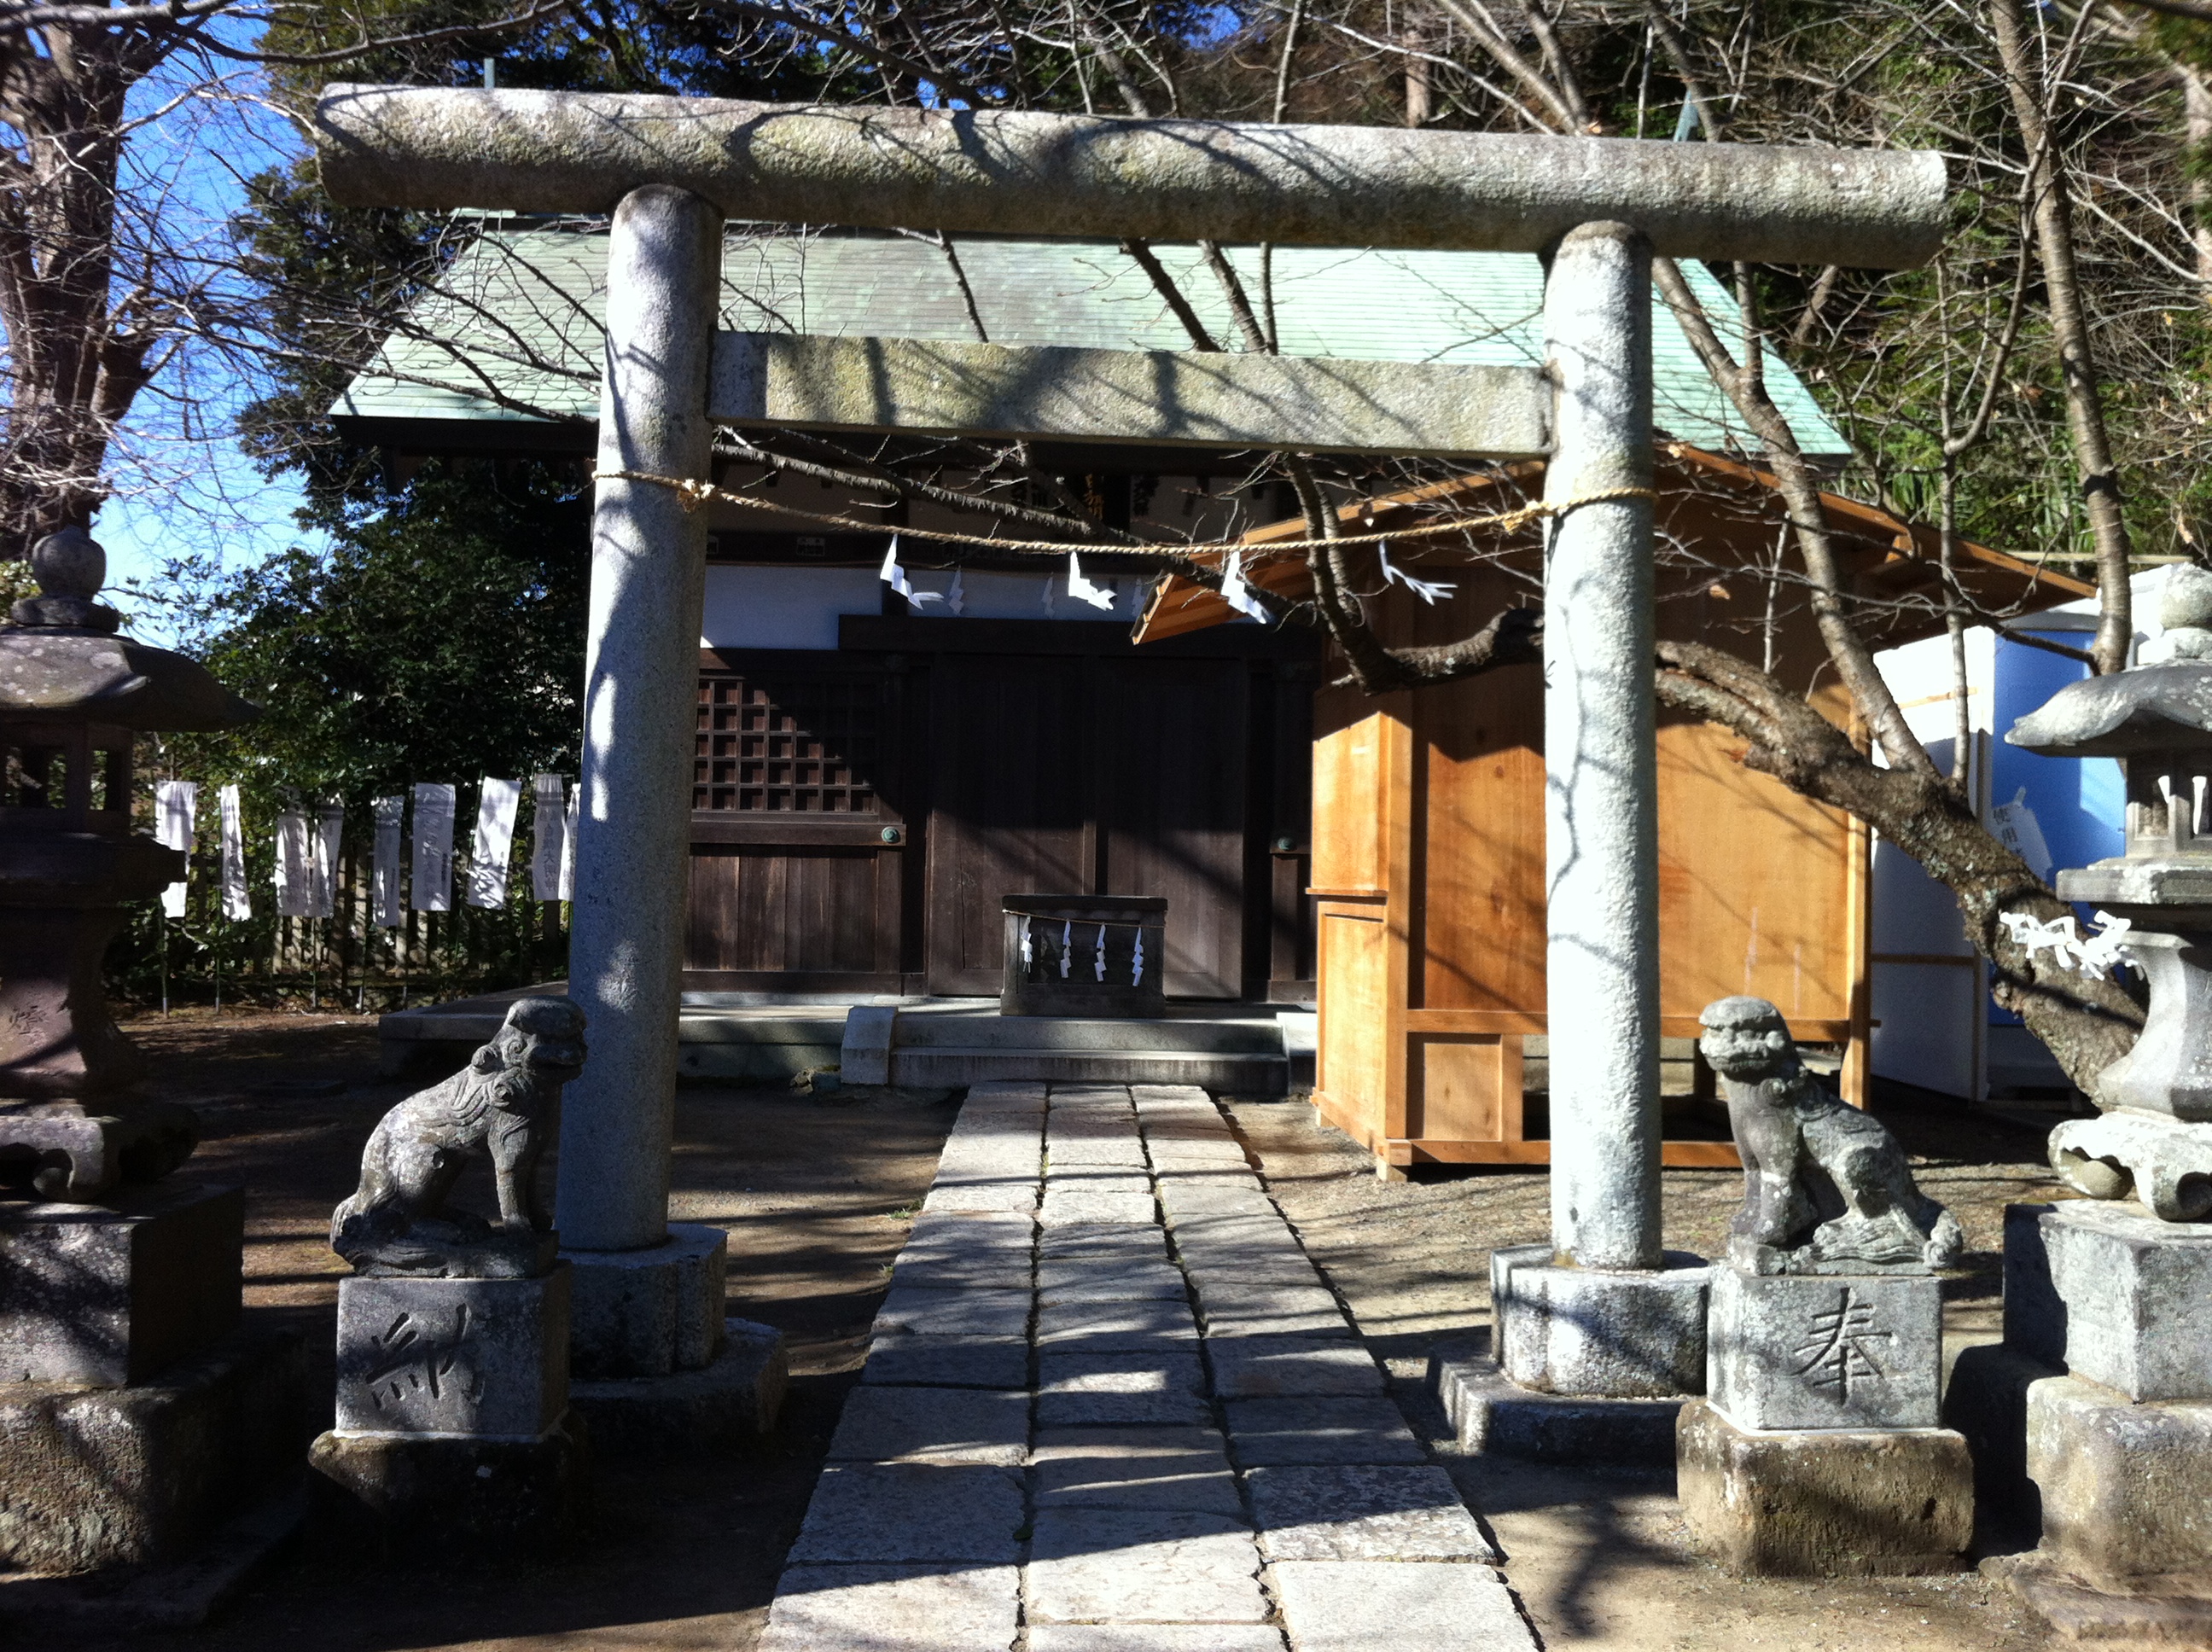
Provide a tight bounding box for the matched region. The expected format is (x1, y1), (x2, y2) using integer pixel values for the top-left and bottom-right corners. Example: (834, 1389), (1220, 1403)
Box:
(1001, 894), (1168, 1018)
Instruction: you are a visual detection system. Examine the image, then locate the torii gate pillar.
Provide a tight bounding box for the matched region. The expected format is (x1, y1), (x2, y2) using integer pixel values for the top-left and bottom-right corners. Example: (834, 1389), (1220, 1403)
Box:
(556, 183), (732, 1381)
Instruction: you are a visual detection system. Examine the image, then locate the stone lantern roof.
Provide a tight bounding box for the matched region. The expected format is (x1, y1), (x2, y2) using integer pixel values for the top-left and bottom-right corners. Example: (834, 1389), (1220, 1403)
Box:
(0, 527), (258, 732)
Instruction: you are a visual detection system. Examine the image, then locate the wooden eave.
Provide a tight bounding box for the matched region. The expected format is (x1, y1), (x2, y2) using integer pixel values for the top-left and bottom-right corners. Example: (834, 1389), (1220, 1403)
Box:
(1133, 443), (2093, 647)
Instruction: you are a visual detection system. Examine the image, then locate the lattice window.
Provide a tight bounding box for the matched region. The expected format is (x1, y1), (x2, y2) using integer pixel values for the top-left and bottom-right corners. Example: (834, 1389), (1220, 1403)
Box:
(695, 675), (881, 812)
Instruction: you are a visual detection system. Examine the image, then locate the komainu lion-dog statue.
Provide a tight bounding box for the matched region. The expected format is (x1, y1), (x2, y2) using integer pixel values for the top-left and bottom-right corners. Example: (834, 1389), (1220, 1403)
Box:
(331, 997), (586, 1277)
(1698, 995), (1963, 1275)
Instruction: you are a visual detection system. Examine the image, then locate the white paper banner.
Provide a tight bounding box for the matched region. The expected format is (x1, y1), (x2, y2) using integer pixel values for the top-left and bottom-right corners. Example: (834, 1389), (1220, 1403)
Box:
(154, 781), (197, 918)
(466, 778), (521, 908)
(559, 785), (579, 901)
(274, 807), (312, 918)
(410, 782), (456, 913)
(371, 795), (405, 928)
(530, 774), (567, 901)
(313, 805), (343, 919)
(219, 784), (250, 920)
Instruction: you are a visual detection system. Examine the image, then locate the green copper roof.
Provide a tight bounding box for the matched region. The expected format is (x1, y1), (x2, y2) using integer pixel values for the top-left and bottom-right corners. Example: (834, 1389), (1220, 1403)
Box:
(335, 224), (1849, 457)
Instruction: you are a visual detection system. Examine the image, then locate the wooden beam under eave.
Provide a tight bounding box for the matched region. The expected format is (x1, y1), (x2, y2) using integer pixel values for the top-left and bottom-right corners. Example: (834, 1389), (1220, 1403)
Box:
(709, 333), (1553, 460)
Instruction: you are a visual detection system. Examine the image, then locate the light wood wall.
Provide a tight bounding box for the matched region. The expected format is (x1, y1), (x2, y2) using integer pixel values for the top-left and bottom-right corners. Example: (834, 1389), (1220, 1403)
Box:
(1309, 552), (1871, 1179)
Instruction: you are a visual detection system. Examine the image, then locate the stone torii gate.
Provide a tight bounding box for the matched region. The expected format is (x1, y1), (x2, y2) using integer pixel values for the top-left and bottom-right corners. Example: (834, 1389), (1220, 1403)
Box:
(315, 86), (1944, 1403)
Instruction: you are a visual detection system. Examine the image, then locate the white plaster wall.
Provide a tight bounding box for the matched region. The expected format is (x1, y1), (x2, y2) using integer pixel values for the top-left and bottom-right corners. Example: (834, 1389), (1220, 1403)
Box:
(700, 565), (882, 649)
(700, 561), (1154, 647)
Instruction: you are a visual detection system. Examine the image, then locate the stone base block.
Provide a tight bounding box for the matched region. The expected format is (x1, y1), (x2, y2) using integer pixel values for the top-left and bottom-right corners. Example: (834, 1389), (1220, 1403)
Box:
(0, 1328), (306, 1573)
(1709, 1267), (1941, 1431)
(1493, 1244), (1709, 1399)
(564, 1224), (725, 1379)
(1677, 1399), (1973, 1577)
(308, 1409), (590, 1556)
(570, 1317), (787, 1457)
(1429, 1347), (1682, 1467)
(0, 1180), (242, 1384)
(335, 1265), (568, 1439)
(1941, 1341), (2063, 1544)
(2028, 1370), (2212, 1591)
(2005, 1200), (2212, 1400)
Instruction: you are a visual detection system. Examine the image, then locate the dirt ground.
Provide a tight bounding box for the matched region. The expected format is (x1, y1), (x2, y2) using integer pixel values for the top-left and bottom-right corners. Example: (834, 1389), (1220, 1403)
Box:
(19, 1009), (2063, 1650)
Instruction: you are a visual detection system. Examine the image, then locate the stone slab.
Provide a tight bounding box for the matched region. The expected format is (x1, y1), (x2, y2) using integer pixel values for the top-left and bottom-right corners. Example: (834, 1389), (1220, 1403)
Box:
(0, 1329), (306, 1573)
(1028, 1628), (1285, 1652)
(1044, 1165), (1151, 1190)
(335, 1268), (568, 1439)
(1033, 1425), (1241, 1515)
(904, 1210), (1037, 1249)
(308, 1410), (589, 1557)
(784, 1463), (1026, 1564)
(1271, 1560), (1532, 1651)
(1180, 1256), (1328, 1295)
(1223, 1397), (1428, 1466)
(1039, 1264), (1191, 1305)
(1429, 1349), (1683, 1467)
(2005, 1200), (2212, 1400)
(1156, 1185), (1280, 1219)
(0, 1182), (243, 1386)
(1037, 1298), (1200, 1351)
(1196, 1283), (1351, 1339)
(1676, 1399), (1972, 1577)
(924, 1182), (1041, 1213)
(1039, 1225), (1171, 1268)
(757, 1564), (1021, 1652)
(569, 1316), (788, 1455)
(863, 1332), (1030, 1389)
(2027, 1370), (2212, 1589)
(1247, 1464), (1497, 1561)
(0, 1487), (302, 1631)
(877, 1287), (1033, 1340)
(564, 1222), (725, 1380)
(1027, 1508), (1269, 1623)
(1208, 1336), (1382, 1399)
(1708, 1268), (1941, 1431)
(1041, 1190), (1157, 1226)
(1038, 1350), (1208, 1426)
(827, 1383), (1029, 1465)
(1496, 1254), (1709, 1399)
(1991, 1550), (2212, 1645)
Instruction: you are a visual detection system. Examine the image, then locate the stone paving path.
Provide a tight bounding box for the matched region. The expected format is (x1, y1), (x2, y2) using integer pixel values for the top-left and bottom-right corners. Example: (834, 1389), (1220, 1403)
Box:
(758, 1082), (1538, 1651)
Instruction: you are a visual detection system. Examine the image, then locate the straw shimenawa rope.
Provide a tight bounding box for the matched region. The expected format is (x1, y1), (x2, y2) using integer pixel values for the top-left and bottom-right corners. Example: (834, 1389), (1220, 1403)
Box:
(591, 469), (1656, 561)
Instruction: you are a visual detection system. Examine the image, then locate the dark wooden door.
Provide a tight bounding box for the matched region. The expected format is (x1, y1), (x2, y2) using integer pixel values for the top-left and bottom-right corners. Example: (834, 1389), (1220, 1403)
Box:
(1097, 657), (1249, 998)
(924, 654), (1092, 994)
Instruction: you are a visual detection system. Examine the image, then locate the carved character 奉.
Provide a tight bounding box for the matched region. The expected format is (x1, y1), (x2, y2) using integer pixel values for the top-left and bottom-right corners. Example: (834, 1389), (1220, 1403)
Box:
(331, 998), (585, 1277)
(1698, 996), (1963, 1274)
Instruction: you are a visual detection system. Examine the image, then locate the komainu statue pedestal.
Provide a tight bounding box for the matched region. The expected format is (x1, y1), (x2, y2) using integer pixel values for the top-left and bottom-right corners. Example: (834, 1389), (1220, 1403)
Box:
(1678, 998), (1973, 1576)
(309, 998), (592, 1554)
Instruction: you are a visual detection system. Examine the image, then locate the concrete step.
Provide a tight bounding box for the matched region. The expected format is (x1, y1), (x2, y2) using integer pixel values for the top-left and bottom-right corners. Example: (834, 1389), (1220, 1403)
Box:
(889, 1009), (1284, 1055)
(888, 1047), (1288, 1093)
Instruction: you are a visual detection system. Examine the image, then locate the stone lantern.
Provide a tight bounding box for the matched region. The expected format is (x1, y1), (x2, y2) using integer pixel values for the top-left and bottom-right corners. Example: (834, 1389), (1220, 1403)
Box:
(2005, 599), (2212, 1216)
(0, 526), (255, 1201)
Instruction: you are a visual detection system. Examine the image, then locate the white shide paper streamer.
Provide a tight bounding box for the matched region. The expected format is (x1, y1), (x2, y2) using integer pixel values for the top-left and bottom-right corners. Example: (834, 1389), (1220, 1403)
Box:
(219, 785), (250, 919)
(558, 785), (579, 901)
(531, 775), (568, 900)
(313, 805), (342, 918)
(371, 796), (406, 927)
(154, 780), (197, 918)
(410, 782), (457, 913)
(877, 534), (946, 608)
(1094, 922), (1107, 981)
(465, 778), (522, 908)
(275, 808), (313, 918)
(1377, 540), (1457, 605)
(1066, 553), (1116, 611)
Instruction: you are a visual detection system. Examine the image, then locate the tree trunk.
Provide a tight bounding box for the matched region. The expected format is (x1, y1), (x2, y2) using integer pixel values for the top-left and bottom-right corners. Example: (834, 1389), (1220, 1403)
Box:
(1990, 0), (2135, 675)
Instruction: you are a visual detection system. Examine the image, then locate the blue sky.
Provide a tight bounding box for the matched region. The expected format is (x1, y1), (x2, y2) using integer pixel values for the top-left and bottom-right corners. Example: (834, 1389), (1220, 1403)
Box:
(89, 36), (327, 645)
